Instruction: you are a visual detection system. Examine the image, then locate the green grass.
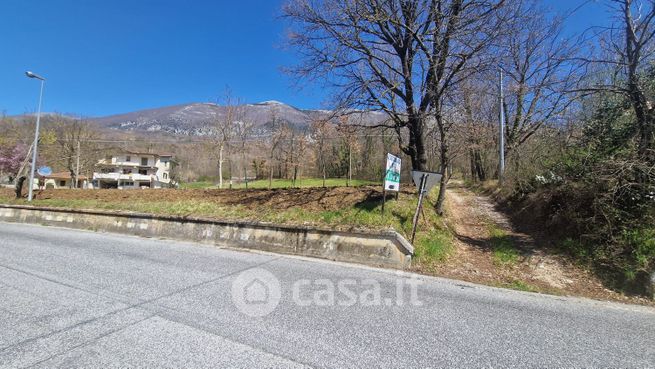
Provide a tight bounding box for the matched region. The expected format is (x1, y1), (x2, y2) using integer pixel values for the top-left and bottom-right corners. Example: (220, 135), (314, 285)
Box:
(495, 280), (540, 293)
(488, 225), (520, 266)
(414, 230), (453, 262)
(0, 184), (453, 267)
(179, 178), (379, 189)
(0, 186), (440, 237)
(179, 181), (215, 189)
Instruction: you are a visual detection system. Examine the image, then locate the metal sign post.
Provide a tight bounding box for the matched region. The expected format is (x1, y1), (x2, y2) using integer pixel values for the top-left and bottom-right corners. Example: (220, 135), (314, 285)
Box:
(410, 170), (443, 244)
(410, 174), (426, 243)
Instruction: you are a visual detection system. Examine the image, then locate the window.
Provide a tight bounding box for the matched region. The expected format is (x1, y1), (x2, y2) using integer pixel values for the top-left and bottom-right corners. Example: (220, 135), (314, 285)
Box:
(59, 180), (66, 187)
(126, 156), (131, 162)
(163, 173), (168, 179)
(141, 157), (148, 166)
(138, 169), (147, 175)
(122, 181), (134, 186)
(123, 168), (132, 174)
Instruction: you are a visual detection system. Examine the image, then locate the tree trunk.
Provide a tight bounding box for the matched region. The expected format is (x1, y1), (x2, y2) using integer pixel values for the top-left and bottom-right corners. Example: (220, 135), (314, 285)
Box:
(469, 149), (477, 182)
(407, 115), (428, 171)
(75, 139), (80, 189)
(347, 143), (352, 187)
(473, 149), (486, 181)
(435, 122), (449, 215)
(69, 166), (77, 189)
(242, 149), (248, 189)
(435, 164), (448, 216)
(15, 176), (26, 199)
(228, 160), (233, 189)
(218, 145), (224, 189)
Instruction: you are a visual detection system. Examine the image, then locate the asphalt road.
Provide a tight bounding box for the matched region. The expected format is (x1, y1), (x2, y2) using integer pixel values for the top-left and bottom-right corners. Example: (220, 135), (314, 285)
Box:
(0, 222), (653, 368)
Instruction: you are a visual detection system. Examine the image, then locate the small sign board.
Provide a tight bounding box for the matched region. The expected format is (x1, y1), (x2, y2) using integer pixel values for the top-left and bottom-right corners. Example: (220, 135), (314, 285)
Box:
(411, 170), (442, 193)
(37, 166), (52, 177)
(384, 153), (401, 191)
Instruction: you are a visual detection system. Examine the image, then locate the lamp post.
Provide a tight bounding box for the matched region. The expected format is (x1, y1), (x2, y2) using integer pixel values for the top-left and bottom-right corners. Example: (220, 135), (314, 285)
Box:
(25, 71), (46, 202)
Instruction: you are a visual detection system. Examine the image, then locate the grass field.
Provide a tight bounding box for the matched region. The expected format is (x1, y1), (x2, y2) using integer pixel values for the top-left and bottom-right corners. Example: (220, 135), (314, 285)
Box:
(0, 183), (452, 267)
(179, 178), (379, 189)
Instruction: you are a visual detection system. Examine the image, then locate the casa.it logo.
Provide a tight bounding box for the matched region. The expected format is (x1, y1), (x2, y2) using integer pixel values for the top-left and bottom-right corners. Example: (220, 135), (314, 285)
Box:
(230, 268), (281, 317)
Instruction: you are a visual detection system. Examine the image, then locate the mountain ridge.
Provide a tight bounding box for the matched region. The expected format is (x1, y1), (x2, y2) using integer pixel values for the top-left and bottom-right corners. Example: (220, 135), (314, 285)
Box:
(87, 100), (385, 136)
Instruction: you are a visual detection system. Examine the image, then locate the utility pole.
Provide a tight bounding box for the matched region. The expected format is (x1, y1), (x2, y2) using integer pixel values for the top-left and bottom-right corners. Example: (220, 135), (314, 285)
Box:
(348, 142), (352, 187)
(499, 67), (506, 185)
(75, 140), (81, 189)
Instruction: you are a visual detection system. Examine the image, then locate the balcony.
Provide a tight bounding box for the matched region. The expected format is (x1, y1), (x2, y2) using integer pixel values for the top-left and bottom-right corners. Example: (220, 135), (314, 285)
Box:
(93, 173), (153, 182)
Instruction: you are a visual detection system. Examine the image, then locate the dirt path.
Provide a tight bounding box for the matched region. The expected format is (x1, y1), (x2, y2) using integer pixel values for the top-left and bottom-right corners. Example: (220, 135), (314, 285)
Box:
(432, 180), (650, 304)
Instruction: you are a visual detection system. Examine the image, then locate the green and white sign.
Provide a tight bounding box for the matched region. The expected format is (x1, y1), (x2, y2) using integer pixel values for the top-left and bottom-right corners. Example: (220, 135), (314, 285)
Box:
(384, 153), (401, 191)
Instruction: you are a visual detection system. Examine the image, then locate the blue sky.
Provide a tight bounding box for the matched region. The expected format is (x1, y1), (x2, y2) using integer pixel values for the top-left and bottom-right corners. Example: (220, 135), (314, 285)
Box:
(1, 0), (608, 117)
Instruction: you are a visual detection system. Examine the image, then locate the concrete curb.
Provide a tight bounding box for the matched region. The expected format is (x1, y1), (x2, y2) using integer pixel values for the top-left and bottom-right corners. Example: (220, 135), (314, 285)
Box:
(0, 204), (413, 268)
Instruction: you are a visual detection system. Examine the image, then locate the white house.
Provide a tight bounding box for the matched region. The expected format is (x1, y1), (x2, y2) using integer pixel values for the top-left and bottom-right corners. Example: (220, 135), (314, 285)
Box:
(92, 151), (174, 189)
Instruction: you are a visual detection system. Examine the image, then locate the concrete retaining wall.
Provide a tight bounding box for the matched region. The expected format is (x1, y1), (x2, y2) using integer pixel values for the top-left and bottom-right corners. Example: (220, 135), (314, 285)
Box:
(0, 205), (413, 268)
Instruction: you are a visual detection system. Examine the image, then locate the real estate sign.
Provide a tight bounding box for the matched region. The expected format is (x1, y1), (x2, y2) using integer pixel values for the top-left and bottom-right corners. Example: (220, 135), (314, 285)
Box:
(384, 153), (401, 191)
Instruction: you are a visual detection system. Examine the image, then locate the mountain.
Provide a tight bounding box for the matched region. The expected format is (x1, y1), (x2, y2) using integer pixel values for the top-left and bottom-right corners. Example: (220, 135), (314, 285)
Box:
(90, 101), (385, 136)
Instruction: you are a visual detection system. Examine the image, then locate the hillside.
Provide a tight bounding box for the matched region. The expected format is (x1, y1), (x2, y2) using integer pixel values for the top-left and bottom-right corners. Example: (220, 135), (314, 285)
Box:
(89, 101), (386, 136)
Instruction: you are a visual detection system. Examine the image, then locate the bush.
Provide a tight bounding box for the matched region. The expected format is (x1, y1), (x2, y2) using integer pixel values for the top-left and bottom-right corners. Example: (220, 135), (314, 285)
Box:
(504, 94), (655, 296)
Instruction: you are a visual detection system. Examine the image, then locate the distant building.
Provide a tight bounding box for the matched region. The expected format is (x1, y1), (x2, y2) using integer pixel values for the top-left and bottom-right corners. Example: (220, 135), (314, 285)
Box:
(92, 151), (174, 189)
(41, 172), (88, 189)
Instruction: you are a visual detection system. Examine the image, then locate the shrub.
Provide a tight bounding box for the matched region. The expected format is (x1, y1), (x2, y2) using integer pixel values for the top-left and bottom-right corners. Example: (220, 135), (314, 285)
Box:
(504, 93), (655, 295)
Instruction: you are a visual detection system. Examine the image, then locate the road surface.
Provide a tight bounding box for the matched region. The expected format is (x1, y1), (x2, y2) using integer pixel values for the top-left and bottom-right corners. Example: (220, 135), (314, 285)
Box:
(0, 222), (653, 368)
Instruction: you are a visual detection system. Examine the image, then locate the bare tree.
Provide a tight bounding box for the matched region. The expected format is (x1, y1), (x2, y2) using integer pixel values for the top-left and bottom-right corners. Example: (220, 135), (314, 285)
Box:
(500, 1), (576, 166)
(268, 107), (284, 188)
(210, 91), (241, 188)
(310, 119), (333, 187)
(337, 119), (359, 186)
(284, 0), (511, 214)
(451, 80), (496, 181)
(294, 131), (310, 186)
(51, 116), (99, 188)
(234, 116), (254, 188)
(577, 0), (655, 162)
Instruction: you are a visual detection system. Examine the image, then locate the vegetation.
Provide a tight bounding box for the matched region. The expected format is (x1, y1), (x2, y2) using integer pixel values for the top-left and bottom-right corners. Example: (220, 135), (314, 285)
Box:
(495, 280), (540, 293)
(488, 226), (520, 266)
(456, 1), (655, 294)
(1, 0), (654, 297)
(180, 178), (379, 189)
(438, 0), (655, 296)
(284, 0), (512, 213)
(0, 186), (452, 268)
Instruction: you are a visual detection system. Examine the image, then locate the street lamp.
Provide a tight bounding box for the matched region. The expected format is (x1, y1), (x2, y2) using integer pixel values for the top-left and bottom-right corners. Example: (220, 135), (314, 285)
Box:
(25, 71), (46, 202)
